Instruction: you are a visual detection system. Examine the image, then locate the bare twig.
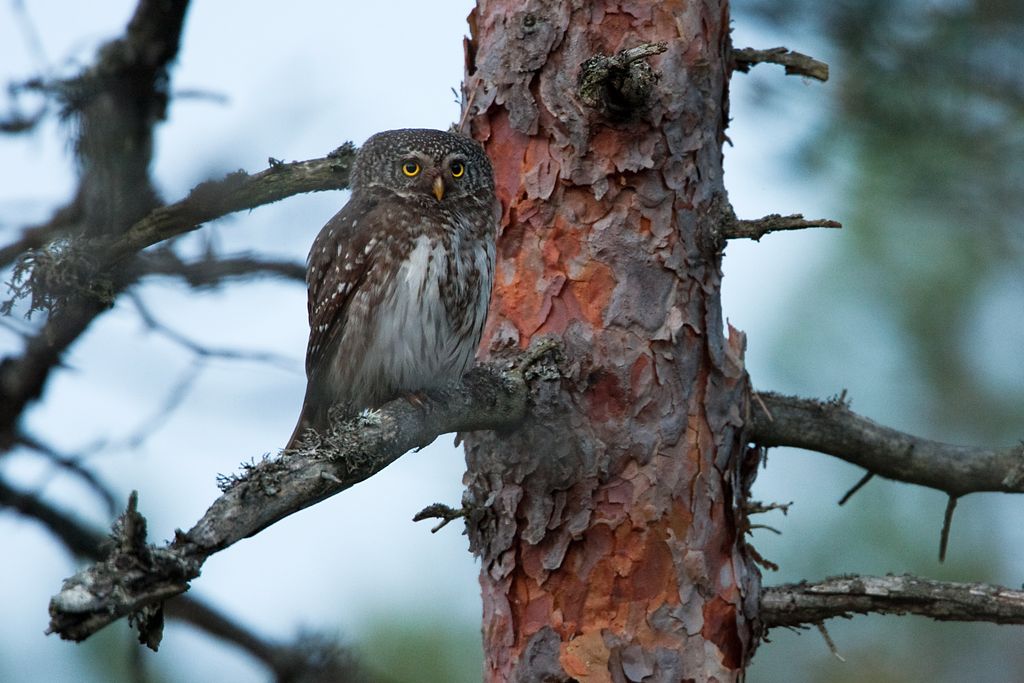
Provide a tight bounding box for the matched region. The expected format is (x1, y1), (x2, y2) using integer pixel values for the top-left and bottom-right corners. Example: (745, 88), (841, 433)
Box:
(732, 46), (830, 82)
(837, 471), (875, 506)
(48, 360), (533, 644)
(721, 213), (842, 241)
(413, 502), (467, 533)
(135, 249), (305, 286)
(745, 500), (792, 516)
(761, 574), (1024, 627)
(939, 495), (958, 562)
(814, 622), (845, 662)
(13, 433), (118, 514)
(749, 392), (1024, 496)
(127, 291), (295, 368)
(0, 474), (106, 557)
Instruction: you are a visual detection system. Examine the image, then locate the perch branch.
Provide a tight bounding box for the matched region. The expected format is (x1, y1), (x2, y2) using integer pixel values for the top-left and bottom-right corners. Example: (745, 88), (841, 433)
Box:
(48, 358), (539, 645)
(761, 574), (1024, 627)
(732, 46), (830, 82)
(749, 392), (1024, 496)
(721, 213), (841, 240)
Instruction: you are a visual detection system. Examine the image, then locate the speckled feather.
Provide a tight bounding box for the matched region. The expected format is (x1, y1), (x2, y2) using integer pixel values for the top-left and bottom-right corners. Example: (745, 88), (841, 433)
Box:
(287, 129), (498, 448)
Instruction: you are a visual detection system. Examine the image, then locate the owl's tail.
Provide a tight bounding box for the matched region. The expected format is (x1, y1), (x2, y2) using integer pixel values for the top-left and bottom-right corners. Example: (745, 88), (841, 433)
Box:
(284, 383), (338, 450)
(284, 407), (310, 451)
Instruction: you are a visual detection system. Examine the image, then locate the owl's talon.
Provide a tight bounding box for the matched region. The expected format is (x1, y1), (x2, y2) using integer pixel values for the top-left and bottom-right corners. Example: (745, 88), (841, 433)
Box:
(403, 391), (430, 409)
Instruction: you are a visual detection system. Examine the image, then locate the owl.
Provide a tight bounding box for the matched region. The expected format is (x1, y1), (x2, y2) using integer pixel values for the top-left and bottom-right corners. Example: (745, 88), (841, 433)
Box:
(286, 129), (498, 449)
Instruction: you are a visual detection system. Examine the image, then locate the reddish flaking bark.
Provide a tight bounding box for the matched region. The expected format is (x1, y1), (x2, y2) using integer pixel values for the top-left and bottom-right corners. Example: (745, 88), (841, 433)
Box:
(462, 1), (760, 680)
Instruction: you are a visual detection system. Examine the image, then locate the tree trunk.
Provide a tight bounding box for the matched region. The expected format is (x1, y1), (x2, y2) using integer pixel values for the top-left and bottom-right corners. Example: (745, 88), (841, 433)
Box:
(462, 1), (761, 680)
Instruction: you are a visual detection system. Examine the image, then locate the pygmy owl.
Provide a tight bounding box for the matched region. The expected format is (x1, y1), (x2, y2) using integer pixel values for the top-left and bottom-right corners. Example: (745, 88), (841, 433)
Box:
(286, 129), (498, 449)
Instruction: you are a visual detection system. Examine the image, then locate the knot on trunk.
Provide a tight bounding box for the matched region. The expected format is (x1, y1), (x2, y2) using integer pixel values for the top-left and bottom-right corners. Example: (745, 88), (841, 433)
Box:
(577, 42), (667, 120)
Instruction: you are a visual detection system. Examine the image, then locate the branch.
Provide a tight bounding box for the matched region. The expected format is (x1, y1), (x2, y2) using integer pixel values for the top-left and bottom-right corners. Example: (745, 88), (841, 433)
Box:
(749, 392), (1024, 496)
(721, 213), (842, 240)
(100, 150), (355, 271)
(48, 358), (540, 645)
(731, 46), (830, 82)
(761, 574), (1024, 627)
(0, 151), (352, 447)
(135, 249), (305, 286)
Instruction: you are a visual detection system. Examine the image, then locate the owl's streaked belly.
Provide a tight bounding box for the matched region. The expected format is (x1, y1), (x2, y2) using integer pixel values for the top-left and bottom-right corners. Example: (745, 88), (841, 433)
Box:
(328, 232), (492, 410)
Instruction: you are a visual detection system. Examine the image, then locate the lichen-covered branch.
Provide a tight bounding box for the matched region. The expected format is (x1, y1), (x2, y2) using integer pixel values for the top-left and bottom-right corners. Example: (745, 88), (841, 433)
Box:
(749, 392), (1024, 496)
(761, 575), (1024, 627)
(48, 360), (534, 646)
(731, 46), (830, 82)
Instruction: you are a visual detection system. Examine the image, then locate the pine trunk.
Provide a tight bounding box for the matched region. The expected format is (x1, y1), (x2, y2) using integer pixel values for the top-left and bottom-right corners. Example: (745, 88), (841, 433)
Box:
(462, 1), (760, 680)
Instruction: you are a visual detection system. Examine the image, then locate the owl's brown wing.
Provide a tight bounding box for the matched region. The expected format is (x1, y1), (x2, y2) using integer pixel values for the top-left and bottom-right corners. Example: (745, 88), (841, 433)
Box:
(304, 191), (382, 378)
(287, 192), (384, 447)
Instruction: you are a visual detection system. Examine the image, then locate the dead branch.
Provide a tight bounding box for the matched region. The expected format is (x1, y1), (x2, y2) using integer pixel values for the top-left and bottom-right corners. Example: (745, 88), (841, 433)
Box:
(721, 213), (842, 240)
(761, 574), (1024, 627)
(136, 249), (305, 286)
(48, 358), (537, 645)
(0, 476), (366, 678)
(749, 392), (1024, 496)
(731, 46), (830, 82)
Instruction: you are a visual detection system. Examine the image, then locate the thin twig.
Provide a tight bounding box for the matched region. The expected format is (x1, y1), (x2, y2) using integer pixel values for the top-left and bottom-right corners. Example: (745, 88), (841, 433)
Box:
(815, 622), (845, 661)
(135, 249), (305, 286)
(99, 150), (356, 272)
(413, 502), (467, 533)
(939, 495), (958, 562)
(837, 471), (875, 506)
(13, 433), (118, 514)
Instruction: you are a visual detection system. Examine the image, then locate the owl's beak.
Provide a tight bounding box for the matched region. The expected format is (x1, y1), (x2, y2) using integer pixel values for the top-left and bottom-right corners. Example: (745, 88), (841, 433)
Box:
(432, 175), (445, 201)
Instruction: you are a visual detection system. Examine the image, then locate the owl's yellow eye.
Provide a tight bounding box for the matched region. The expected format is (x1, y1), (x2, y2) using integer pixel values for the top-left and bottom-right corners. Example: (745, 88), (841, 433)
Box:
(450, 161), (466, 178)
(402, 162), (420, 177)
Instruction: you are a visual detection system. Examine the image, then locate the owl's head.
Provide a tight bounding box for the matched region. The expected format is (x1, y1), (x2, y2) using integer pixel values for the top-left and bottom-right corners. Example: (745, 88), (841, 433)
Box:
(351, 128), (494, 203)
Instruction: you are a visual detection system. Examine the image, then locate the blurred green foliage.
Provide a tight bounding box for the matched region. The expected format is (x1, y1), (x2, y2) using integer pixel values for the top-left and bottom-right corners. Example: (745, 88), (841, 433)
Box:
(357, 616), (482, 683)
(736, 1), (1024, 681)
(746, 0), (1024, 441)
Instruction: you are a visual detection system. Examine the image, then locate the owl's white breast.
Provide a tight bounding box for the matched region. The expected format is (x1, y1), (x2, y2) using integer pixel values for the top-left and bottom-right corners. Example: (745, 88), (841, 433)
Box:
(356, 234), (457, 394)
